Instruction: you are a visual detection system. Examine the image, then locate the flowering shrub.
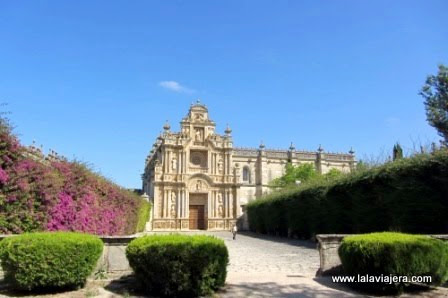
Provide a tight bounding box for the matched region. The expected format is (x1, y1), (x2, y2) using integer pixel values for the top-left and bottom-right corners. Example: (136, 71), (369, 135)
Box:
(0, 116), (146, 235)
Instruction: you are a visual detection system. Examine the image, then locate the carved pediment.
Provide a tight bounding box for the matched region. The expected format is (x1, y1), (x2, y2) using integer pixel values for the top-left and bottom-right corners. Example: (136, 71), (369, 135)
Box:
(188, 174), (213, 192)
(188, 178), (208, 192)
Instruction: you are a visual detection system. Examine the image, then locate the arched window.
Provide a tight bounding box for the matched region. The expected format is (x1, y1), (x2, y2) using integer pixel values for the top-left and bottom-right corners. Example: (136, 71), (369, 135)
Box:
(243, 166), (250, 183)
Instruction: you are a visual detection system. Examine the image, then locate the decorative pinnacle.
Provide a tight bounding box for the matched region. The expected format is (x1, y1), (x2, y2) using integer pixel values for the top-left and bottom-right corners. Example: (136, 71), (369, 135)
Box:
(317, 144), (324, 153)
(289, 142), (295, 151)
(225, 123), (232, 135)
(163, 120), (170, 131)
(349, 147), (355, 155)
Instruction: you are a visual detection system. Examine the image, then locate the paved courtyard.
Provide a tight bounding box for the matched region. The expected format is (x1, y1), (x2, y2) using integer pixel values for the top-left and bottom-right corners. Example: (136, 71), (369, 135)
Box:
(205, 231), (362, 297)
(206, 231), (320, 276)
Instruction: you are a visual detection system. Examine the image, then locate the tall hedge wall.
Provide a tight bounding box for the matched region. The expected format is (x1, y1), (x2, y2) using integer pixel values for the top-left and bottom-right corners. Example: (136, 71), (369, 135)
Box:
(247, 150), (448, 238)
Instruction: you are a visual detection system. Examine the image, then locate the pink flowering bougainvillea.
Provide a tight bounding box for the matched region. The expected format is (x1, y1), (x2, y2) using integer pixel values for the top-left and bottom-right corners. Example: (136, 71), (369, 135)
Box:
(0, 168), (8, 184)
(0, 116), (144, 235)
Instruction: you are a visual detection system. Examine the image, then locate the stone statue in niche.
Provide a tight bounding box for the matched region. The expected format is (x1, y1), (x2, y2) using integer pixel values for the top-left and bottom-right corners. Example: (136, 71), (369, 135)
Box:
(195, 129), (202, 141)
(196, 180), (202, 191)
(171, 191), (176, 203)
(171, 158), (177, 170)
(218, 205), (223, 217)
(218, 159), (223, 174)
(170, 204), (176, 217)
(217, 193), (223, 203)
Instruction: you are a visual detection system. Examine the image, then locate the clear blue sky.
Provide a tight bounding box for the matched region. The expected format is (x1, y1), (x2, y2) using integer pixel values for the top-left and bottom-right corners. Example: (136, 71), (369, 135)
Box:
(1, 1), (447, 188)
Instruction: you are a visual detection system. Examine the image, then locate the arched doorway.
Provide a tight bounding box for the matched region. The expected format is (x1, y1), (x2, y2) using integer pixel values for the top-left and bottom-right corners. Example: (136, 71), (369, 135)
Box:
(188, 176), (210, 230)
(189, 193), (207, 230)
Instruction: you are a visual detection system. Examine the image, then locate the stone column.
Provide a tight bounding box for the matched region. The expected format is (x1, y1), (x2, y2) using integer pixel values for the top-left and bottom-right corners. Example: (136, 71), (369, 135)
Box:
(208, 151), (211, 174)
(256, 144), (267, 198)
(235, 187), (241, 217)
(185, 151), (189, 174)
(177, 189), (181, 219)
(184, 190), (187, 218)
(185, 191), (189, 218)
(207, 191), (211, 221)
(226, 190), (230, 218)
(229, 191), (233, 218)
(164, 190), (168, 218)
(153, 185), (160, 219)
(167, 150), (170, 173)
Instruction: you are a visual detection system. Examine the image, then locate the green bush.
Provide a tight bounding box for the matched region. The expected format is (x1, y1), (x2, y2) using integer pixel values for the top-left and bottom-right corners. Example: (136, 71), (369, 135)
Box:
(247, 150), (448, 237)
(126, 234), (228, 297)
(0, 232), (103, 291)
(135, 200), (151, 233)
(339, 232), (448, 292)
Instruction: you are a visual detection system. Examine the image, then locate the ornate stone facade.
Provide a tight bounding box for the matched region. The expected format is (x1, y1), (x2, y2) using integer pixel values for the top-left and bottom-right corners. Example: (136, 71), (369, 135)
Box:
(142, 101), (356, 230)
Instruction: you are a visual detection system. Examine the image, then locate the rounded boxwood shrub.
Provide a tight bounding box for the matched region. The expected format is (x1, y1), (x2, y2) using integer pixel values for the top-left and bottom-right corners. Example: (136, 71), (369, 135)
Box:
(126, 234), (228, 297)
(0, 232), (103, 291)
(339, 232), (448, 293)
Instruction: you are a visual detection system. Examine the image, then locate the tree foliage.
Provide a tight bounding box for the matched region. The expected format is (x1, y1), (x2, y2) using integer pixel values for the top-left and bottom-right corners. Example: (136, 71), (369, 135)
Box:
(420, 64), (448, 144)
(269, 163), (343, 188)
(269, 163), (318, 188)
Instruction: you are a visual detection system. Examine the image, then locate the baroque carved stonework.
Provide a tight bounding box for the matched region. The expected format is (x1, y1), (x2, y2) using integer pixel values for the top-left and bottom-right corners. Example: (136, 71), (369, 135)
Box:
(143, 101), (356, 231)
(188, 178), (209, 192)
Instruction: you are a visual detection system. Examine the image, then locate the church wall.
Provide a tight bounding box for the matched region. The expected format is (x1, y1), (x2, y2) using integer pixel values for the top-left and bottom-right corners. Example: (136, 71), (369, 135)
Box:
(143, 103), (356, 231)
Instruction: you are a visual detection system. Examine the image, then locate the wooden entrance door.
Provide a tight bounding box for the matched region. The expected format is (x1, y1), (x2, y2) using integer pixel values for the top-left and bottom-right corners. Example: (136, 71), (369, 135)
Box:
(189, 205), (205, 230)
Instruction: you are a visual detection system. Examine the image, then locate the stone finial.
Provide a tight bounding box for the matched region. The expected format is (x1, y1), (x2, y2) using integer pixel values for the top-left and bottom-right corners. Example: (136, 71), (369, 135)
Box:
(163, 120), (170, 131)
(225, 124), (232, 135)
(141, 193), (149, 202)
(289, 142), (295, 151)
(317, 144), (324, 153)
(349, 147), (355, 155)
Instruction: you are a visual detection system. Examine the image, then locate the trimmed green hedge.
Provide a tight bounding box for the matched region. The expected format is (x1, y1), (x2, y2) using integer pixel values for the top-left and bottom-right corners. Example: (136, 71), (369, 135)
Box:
(339, 232), (448, 292)
(126, 234), (228, 297)
(135, 200), (151, 233)
(0, 232), (103, 291)
(247, 150), (448, 238)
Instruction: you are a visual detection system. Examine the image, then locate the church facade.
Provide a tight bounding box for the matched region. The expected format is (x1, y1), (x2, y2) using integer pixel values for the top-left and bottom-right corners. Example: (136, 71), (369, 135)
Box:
(142, 102), (356, 231)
